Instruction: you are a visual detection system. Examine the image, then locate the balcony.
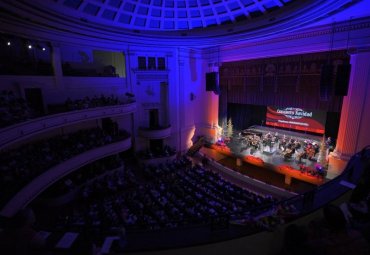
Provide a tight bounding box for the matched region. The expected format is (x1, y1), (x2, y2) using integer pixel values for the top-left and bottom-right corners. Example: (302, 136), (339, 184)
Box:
(0, 103), (136, 149)
(138, 125), (172, 139)
(0, 137), (132, 217)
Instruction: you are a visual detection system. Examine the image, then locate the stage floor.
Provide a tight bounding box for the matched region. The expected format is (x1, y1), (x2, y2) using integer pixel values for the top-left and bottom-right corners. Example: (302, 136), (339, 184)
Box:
(229, 126), (345, 178)
(203, 126), (348, 192)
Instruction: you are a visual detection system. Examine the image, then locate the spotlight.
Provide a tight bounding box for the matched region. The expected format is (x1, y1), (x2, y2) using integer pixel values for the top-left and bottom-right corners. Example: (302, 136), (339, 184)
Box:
(42, 47), (46, 51)
(7, 41), (11, 46)
(28, 44), (32, 49)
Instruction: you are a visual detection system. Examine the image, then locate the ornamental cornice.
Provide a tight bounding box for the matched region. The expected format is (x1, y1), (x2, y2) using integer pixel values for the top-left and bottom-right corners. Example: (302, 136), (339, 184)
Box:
(223, 18), (370, 51)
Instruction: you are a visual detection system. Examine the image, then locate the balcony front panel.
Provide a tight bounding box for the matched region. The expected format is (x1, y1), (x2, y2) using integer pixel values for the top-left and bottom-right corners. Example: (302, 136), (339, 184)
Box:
(138, 126), (172, 139)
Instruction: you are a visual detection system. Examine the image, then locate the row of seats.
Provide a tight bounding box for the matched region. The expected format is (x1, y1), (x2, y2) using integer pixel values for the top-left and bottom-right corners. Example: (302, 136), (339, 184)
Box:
(0, 127), (130, 207)
(0, 90), (132, 129)
(41, 155), (127, 198)
(52, 157), (277, 234)
(137, 145), (176, 159)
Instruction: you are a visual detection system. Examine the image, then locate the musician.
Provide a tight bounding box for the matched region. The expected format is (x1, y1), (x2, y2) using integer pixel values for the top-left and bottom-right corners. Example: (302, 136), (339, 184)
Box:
(283, 148), (294, 160)
(306, 144), (316, 160)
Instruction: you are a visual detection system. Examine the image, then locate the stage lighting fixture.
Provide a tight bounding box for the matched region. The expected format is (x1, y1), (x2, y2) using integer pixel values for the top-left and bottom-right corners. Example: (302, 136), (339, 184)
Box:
(42, 47), (46, 51)
(7, 41), (11, 46)
(28, 44), (32, 49)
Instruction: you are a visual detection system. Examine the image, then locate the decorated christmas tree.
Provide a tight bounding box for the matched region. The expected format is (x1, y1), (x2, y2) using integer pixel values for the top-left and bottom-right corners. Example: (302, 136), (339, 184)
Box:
(227, 118), (233, 138)
(317, 135), (328, 168)
(221, 118), (227, 138)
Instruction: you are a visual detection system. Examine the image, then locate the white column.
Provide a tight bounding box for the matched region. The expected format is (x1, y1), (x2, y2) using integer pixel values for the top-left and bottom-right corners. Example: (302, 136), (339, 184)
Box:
(51, 43), (63, 88)
(333, 49), (370, 160)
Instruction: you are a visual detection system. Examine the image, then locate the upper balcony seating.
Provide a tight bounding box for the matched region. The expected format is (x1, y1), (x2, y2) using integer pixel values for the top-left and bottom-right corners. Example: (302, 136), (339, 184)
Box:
(0, 127), (130, 208)
(0, 91), (134, 129)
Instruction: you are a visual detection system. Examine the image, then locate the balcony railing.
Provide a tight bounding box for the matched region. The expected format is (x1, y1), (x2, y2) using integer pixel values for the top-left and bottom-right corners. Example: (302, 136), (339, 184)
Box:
(138, 125), (172, 139)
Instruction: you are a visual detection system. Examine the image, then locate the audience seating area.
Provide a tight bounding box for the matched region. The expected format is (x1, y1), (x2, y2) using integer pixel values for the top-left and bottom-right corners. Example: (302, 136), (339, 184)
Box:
(49, 157), (276, 235)
(0, 90), (134, 129)
(0, 90), (38, 128)
(40, 155), (134, 198)
(137, 145), (176, 160)
(61, 95), (124, 112)
(1, 144), (369, 254)
(0, 127), (130, 207)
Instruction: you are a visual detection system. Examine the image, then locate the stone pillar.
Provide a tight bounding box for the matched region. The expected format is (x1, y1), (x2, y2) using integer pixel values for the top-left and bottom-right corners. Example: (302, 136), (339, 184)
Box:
(333, 49), (370, 160)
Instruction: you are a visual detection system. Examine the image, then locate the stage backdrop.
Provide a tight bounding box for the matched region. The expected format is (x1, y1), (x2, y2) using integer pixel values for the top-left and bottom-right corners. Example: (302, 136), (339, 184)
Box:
(227, 103), (266, 130)
(266, 106), (327, 134)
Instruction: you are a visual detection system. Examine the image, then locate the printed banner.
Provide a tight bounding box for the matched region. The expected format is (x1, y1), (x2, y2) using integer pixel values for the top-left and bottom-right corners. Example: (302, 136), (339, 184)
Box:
(266, 106), (326, 134)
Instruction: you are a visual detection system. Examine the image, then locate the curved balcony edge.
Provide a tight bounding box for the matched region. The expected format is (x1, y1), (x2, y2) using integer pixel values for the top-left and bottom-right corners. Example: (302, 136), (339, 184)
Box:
(0, 103), (136, 149)
(138, 125), (172, 139)
(138, 154), (177, 166)
(0, 137), (132, 217)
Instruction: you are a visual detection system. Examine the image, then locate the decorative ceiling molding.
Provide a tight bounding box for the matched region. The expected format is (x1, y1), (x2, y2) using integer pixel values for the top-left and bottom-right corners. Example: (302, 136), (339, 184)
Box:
(0, 0), (368, 47)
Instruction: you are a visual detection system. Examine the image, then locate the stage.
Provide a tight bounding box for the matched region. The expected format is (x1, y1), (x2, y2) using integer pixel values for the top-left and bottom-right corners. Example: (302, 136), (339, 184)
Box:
(203, 126), (346, 191)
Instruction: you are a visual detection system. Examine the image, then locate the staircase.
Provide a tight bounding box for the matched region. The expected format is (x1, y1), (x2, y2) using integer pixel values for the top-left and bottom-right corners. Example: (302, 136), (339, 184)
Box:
(187, 137), (205, 156)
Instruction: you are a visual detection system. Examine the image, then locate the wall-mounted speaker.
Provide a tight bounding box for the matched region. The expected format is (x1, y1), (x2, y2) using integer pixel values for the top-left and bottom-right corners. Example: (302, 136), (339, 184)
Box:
(206, 72), (219, 95)
(335, 64), (351, 96)
(320, 65), (333, 100)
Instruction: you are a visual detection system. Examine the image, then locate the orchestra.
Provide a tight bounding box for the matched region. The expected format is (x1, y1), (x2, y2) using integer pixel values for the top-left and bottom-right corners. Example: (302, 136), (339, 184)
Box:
(234, 130), (323, 161)
(215, 127), (328, 178)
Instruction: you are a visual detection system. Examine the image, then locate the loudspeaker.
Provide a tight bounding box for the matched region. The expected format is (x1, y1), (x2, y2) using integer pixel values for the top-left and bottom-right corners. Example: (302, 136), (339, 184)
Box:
(206, 72), (219, 94)
(335, 64), (351, 96)
(320, 65), (333, 100)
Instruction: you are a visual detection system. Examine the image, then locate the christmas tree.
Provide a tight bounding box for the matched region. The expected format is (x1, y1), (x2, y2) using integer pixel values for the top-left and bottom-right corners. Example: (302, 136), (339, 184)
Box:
(227, 118), (233, 138)
(317, 135), (328, 168)
(221, 118), (227, 138)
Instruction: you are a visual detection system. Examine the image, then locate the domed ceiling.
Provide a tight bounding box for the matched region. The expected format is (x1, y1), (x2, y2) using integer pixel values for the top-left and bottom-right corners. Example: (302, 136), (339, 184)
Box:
(0, 0), (368, 46)
(39, 0), (297, 31)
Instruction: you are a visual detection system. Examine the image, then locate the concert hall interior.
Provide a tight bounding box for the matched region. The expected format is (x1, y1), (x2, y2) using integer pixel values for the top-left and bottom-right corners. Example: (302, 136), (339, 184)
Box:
(1, 0), (370, 254)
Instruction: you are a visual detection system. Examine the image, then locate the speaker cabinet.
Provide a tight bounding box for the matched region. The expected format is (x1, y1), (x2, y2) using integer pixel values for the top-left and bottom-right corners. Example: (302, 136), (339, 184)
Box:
(206, 72), (219, 94)
(320, 65), (334, 100)
(335, 64), (351, 96)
